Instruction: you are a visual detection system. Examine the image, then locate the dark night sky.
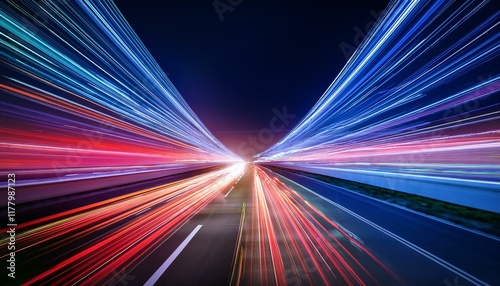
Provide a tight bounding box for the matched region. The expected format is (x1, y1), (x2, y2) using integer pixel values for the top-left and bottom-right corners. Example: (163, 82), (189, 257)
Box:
(113, 0), (389, 157)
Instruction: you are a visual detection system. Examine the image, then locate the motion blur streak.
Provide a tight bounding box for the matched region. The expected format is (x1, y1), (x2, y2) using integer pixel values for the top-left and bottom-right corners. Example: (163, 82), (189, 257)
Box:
(1, 0), (499, 285)
(0, 165), (244, 285)
(239, 165), (403, 285)
(256, 1), (500, 200)
(0, 0), (240, 202)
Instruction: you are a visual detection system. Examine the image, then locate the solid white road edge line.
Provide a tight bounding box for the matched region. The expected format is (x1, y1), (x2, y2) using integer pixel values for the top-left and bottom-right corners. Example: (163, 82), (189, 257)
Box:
(275, 173), (489, 286)
(144, 224), (203, 286)
(224, 186), (235, 198)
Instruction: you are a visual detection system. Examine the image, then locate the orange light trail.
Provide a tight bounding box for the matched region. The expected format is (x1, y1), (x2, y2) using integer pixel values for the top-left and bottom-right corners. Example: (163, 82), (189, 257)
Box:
(240, 165), (404, 285)
(0, 165), (244, 285)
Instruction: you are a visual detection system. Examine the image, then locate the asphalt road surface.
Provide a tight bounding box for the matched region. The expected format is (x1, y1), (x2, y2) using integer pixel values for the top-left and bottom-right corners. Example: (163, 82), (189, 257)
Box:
(1, 164), (498, 285)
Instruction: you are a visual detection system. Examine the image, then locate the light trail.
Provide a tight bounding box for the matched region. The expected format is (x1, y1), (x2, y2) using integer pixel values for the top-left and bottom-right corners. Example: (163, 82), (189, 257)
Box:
(144, 224), (203, 286)
(0, 0), (498, 284)
(239, 165), (404, 285)
(0, 165), (244, 285)
(0, 0), (241, 198)
(256, 1), (500, 191)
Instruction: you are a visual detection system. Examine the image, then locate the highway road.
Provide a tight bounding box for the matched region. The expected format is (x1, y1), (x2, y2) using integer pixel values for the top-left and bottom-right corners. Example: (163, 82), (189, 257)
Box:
(127, 164), (249, 285)
(1, 163), (498, 285)
(269, 167), (500, 285)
